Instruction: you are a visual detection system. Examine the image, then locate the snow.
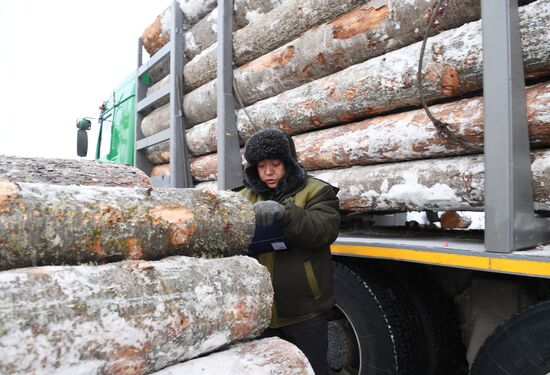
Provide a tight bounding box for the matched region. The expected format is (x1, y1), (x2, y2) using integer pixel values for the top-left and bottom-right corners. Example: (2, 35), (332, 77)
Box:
(245, 10), (262, 24)
(383, 181), (461, 208)
(185, 32), (198, 51)
(179, 0), (213, 20)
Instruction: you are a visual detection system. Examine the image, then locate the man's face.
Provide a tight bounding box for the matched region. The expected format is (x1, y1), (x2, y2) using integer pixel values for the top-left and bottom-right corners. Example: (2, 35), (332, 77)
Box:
(257, 159), (286, 189)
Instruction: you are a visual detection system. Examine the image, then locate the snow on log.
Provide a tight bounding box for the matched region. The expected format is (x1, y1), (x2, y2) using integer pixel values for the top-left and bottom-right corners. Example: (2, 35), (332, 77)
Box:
(146, 0), (287, 85)
(141, 0), (368, 137)
(141, 0), (217, 56)
(149, 338), (314, 375)
(178, 0), (550, 156)
(148, 81), (550, 181)
(0, 181), (254, 270)
(184, 0), (285, 62)
(183, 0), (368, 93)
(0, 155), (152, 188)
(310, 149), (550, 213)
(0, 256), (272, 375)
(182, 0), (482, 127)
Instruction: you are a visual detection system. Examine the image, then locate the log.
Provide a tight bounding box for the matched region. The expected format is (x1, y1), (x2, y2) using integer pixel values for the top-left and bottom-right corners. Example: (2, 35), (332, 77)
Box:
(0, 256), (272, 375)
(141, 0), (369, 137)
(146, 0), (287, 89)
(146, 81), (550, 181)
(0, 155), (152, 188)
(309, 149), (550, 213)
(440, 211), (472, 229)
(184, 0), (285, 62)
(177, 0), (550, 156)
(149, 338), (314, 375)
(183, 0), (368, 93)
(0, 181), (254, 270)
(141, 0), (217, 56)
(181, 0), (482, 127)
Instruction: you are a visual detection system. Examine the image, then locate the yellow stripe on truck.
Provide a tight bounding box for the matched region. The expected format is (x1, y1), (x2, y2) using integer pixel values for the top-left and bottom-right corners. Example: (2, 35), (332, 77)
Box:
(331, 244), (550, 278)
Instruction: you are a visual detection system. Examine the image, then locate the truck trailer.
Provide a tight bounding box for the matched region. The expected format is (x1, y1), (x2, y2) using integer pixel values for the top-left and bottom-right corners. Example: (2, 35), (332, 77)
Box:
(80, 0), (550, 374)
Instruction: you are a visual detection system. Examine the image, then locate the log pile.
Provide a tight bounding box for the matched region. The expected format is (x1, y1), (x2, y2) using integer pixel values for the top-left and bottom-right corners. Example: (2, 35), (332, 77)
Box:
(139, 0), (550, 215)
(0, 159), (299, 373)
(0, 256), (274, 374)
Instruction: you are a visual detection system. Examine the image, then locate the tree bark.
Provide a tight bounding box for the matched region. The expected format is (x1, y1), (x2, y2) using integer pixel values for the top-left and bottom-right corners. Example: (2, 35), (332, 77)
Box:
(0, 256), (272, 375)
(309, 149), (550, 213)
(149, 338), (314, 375)
(141, 0), (218, 56)
(141, 0), (369, 137)
(0, 155), (152, 188)
(0, 180), (254, 270)
(146, 0), (286, 92)
(175, 0), (550, 155)
(184, 0), (285, 62)
(147, 81), (550, 181)
(183, 0), (368, 92)
(181, 0), (482, 127)
(177, 0), (550, 157)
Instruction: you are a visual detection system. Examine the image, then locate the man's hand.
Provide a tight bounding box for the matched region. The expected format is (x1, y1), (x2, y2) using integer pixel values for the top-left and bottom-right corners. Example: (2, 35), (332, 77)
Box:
(253, 201), (285, 226)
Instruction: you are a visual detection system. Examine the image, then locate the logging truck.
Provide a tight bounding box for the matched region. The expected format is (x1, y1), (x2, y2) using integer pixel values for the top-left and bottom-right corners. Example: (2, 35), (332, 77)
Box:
(76, 0), (550, 374)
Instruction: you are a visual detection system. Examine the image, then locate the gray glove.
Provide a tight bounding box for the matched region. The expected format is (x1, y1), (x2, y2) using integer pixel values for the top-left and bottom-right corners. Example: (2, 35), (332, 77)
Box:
(253, 201), (285, 226)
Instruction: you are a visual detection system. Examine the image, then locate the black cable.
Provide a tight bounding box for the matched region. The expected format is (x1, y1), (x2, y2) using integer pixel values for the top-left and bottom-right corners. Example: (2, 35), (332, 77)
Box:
(417, 0), (483, 152)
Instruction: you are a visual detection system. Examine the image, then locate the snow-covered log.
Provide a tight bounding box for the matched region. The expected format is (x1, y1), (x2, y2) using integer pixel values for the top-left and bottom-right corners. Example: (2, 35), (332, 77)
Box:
(0, 256), (272, 375)
(141, 0), (217, 55)
(183, 0), (368, 93)
(0, 180), (254, 270)
(184, 0), (285, 62)
(0, 155), (152, 188)
(141, 0), (368, 137)
(181, 0), (482, 127)
(176, 0), (550, 156)
(149, 338), (314, 375)
(310, 149), (550, 213)
(146, 0), (287, 85)
(147, 81), (550, 181)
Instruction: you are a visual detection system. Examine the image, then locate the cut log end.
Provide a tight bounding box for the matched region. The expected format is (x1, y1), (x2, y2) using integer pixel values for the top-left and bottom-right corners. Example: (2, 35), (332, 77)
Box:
(141, 16), (170, 56)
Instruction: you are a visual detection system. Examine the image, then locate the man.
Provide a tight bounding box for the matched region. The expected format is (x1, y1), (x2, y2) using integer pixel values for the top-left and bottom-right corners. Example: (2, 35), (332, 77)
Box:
(240, 128), (340, 374)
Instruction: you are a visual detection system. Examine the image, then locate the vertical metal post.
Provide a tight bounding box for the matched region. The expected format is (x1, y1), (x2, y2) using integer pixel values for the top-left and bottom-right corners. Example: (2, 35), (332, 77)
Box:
(134, 38), (153, 176)
(482, 0), (550, 252)
(216, 0), (244, 190)
(170, 0), (193, 188)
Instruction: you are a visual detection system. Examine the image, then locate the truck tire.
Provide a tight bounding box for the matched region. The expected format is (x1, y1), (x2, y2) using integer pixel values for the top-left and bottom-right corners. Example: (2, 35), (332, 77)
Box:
(470, 299), (550, 375)
(390, 265), (468, 375)
(329, 260), (427, 375)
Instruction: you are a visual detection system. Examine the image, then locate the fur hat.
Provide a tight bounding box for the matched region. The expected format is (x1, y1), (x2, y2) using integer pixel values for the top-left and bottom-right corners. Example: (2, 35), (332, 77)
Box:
(244, 129), (296, 165)
(243, 129), (307, 199)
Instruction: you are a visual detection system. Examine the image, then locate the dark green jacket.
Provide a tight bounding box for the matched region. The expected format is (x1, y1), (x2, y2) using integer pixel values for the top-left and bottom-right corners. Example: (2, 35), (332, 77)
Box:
(241, 177), (340, 328)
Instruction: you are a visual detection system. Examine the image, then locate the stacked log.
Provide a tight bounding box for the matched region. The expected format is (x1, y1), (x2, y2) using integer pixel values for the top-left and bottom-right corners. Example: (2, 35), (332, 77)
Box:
(144, 0), (286, 89)
(141, 0), (218, 56)
(141, 0), (371, 136)
(0, 177), (255, 270)
(146, 0), (483, 132)
(141, 0), (550, 216)
(0, 256), (273, 374)
(149, 338), (314, 374)
(141, 0), (550, 157)
(149, 81), (550, 181)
